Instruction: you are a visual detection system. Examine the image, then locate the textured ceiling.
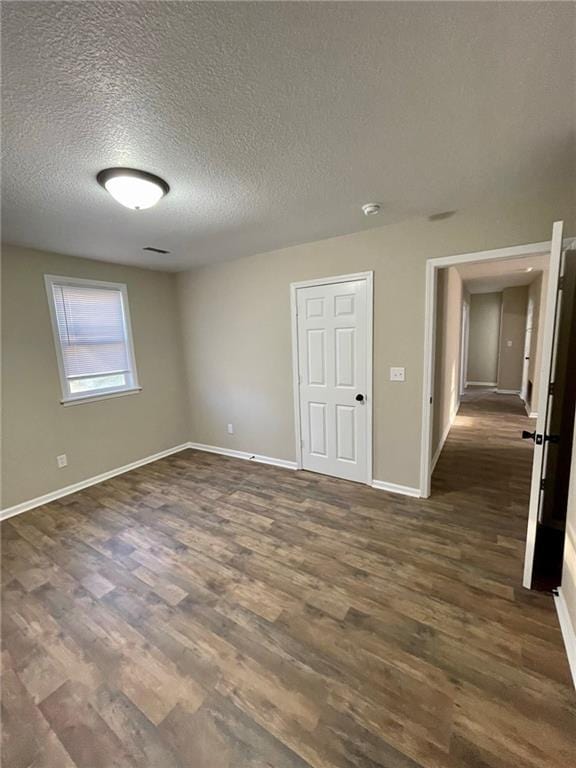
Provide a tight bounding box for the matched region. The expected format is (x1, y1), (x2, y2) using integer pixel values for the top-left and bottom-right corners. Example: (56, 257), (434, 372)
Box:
(457, 253), (548, 294)
(2, 2), (575, 271)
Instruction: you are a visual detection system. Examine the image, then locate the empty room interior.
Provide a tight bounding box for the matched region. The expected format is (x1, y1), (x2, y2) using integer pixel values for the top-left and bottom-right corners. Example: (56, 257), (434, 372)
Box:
(1, 3), (576, 768)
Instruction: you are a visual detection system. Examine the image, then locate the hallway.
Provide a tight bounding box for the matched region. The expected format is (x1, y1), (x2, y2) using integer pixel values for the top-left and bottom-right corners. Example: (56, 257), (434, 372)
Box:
(2, 390), (575, 768)
(433, 388), (536, 554)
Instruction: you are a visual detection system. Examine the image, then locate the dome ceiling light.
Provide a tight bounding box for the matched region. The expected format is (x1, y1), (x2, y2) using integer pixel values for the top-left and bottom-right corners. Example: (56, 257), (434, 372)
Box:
(361, 203), (381, 216)
(97, 167), (170, 210)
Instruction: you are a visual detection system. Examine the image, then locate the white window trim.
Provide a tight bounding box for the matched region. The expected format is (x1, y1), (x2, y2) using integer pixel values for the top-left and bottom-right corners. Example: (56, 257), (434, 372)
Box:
(61, 386), (142, 407)
(44, 274), (141, 405)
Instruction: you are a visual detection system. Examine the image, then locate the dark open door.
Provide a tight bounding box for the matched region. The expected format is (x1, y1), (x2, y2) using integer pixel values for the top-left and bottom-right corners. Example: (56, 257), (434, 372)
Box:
(531, 249), (576, 589)
(523, 219), (576, 589)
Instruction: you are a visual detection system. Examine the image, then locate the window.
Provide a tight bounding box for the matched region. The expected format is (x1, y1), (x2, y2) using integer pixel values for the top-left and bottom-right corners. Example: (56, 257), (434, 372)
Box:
(45, 275), (140, 404)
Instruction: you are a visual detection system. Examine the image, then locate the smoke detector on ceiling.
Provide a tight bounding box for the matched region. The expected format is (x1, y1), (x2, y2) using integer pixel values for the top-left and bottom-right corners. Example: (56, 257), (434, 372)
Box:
(361, 203), (381, 216)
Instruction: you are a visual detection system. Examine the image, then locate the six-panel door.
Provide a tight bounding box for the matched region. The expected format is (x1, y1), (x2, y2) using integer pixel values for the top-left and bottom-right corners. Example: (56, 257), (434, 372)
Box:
(297, 279), (368, 483)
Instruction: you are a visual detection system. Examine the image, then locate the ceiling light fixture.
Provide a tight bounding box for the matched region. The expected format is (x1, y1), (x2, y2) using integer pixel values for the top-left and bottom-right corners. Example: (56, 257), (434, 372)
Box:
(362, 203), (381, 216)
(97, 167), (169, 210)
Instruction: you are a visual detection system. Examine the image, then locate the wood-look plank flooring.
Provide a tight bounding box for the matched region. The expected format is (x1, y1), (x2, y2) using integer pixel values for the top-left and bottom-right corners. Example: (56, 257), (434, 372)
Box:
(2, 390), (575, 767)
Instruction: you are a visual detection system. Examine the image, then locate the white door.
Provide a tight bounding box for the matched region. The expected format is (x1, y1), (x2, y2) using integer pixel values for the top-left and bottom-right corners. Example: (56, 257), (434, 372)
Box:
(295, 276), (371, 483)
(520, 297), (534, 402)
(523, 221), (564, 588)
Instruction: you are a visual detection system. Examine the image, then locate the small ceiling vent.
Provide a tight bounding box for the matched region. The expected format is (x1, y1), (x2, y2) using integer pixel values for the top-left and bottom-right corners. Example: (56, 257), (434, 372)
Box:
(428, 210), (457, 222)
(143, 246), (170, 254)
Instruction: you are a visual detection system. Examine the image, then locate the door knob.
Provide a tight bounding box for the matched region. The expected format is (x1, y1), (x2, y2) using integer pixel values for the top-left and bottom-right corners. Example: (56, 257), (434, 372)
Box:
(522, 430), (536, 441)
(355, 394), (365, 402)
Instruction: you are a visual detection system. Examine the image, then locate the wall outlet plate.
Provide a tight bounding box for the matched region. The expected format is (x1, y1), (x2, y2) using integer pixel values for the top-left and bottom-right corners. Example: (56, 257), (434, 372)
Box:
(227, 423), (234, 434)
(390, 367), (405, 382)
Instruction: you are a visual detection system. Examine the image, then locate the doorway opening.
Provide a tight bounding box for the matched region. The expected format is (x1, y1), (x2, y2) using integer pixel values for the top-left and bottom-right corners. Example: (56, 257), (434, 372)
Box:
(421, 224), (576, 591)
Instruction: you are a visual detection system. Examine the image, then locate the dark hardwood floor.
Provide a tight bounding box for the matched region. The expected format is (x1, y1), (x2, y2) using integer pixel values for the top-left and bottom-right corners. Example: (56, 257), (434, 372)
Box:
(2, 391), (575, 767)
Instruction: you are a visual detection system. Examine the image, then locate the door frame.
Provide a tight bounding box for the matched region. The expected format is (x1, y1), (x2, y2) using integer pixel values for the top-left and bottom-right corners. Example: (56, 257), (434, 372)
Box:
(459, 298), (470, 397)
(520, 294), (535, 403)
(419, 238), (566, 499)
(290, 271), (374, 485)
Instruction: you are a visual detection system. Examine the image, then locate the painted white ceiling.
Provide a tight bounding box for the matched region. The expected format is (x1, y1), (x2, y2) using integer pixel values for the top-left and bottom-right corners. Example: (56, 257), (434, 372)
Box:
(2, 2), (575, 271)
(457, 253), (549, 294)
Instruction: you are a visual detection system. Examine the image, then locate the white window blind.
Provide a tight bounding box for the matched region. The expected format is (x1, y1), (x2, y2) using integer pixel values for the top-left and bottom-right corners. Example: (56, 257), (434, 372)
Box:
(45, 276), (140, 403)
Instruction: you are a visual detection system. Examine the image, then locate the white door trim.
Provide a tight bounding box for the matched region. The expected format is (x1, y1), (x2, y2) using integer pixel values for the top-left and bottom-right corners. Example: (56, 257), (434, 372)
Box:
(419, 238), (574, 499)
(290, 271), (374, 485)
(459, 299), (469, 397)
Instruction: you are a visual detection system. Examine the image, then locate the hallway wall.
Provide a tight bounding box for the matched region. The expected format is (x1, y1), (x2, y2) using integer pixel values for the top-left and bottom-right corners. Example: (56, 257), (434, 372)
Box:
(497, 286), (529, 392)
(432, 267), (463, 466)
(467, 293), (501, 385)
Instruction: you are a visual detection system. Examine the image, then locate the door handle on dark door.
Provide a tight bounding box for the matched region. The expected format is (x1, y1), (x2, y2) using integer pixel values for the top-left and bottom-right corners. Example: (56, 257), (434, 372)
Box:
(522, 430), (544, 445)
(355, 394), (365, 402)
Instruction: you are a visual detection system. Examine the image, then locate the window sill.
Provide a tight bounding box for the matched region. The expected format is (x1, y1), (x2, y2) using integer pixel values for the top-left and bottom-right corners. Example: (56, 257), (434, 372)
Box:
(61, 387), (142, 407)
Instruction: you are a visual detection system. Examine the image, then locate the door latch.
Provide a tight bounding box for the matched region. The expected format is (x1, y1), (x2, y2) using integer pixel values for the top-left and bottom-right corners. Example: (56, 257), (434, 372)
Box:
(521, 431), (543, 444)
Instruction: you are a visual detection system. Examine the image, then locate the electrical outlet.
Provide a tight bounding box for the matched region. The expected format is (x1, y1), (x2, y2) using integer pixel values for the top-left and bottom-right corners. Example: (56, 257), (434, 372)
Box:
(56, 454), (68, 468)
(390, 367), (405, 382)
(227, 423), (234, 435)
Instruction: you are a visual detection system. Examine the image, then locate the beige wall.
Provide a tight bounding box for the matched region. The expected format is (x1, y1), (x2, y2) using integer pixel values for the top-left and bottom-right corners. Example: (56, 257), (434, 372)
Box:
(467, 293), (501, 385)
(497, 285), (528, 392)
(1, 245), (190, 509)
(560, 410), (576, 665)
(178, 196), (573, 490)
(527, 271), (548, 413)
(432, 267), (463, 460)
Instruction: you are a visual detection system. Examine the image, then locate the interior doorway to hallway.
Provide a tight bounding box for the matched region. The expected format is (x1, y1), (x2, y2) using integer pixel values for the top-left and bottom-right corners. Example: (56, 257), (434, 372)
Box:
(421, 224), (576, 592)
(429, 248), (550, 479)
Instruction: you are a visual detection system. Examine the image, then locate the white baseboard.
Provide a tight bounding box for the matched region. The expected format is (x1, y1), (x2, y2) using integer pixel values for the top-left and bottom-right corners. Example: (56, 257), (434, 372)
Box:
(0, 443), (191, 522)
(554, 588), (576, 690)
(430, 404), (459, 474)
(466, 381), (497, 387)
(496, 388), (521, 396)
(371, 479), (421, 498)
(190, 443), (424, 497)
(431, 424), (449, 474)
(1, 438), (422, 520)
(188, 442), (298, 471)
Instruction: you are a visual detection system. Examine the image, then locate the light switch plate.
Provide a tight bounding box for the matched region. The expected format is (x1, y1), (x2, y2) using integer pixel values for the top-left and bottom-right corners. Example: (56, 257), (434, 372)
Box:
(390, 367), (405, 382)
(56, 454), (67, 468)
